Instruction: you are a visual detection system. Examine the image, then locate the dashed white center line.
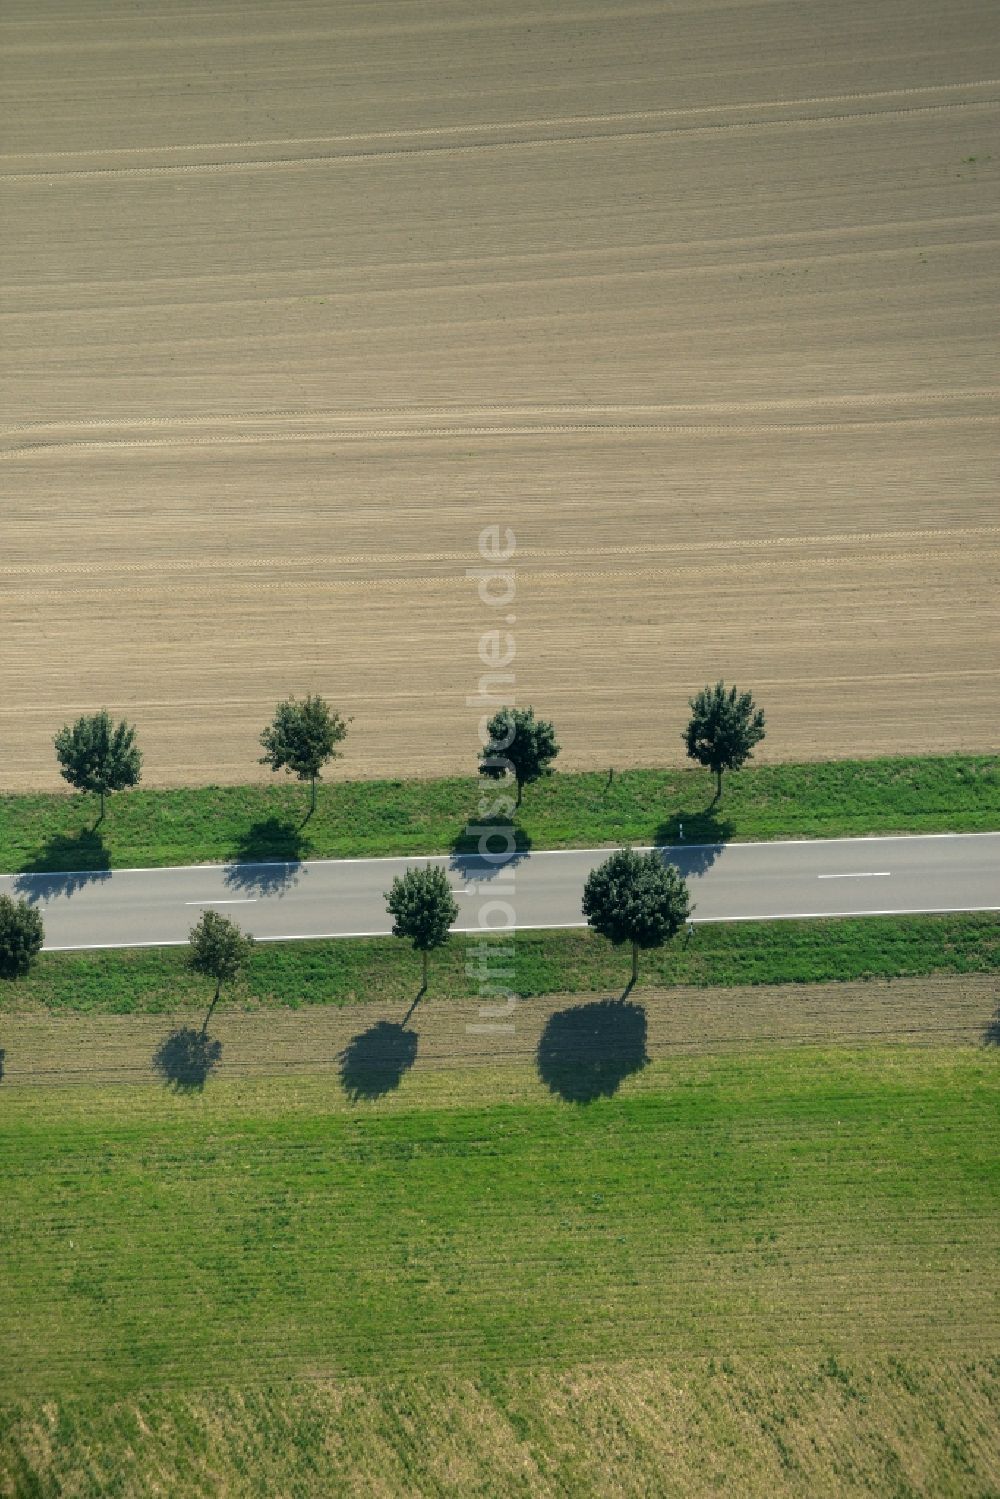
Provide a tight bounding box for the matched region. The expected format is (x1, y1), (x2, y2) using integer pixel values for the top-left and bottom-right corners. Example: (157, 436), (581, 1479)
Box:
(816, 872), (891, 880)
(184, 898), (258, 905)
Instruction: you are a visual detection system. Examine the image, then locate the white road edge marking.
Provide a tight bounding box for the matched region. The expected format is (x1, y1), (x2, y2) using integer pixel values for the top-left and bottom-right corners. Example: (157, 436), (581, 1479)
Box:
(816, 872), (891, 879)
(6, 828), (999, 881)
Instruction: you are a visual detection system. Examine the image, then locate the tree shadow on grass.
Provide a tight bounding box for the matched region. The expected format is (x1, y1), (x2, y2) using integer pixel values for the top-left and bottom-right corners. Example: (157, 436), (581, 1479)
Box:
(152, 1027), (223, 1092)
(449, 820), (532, 884)
(652, 809), (734, 878)
(13, 828), (112, 901)
(224, 819), (310, 896)
(537, 997), (649, 1103)
(401, 987), (426, 1027)
(0, 954), (36, 980)
(339, 1021), (417, 1102)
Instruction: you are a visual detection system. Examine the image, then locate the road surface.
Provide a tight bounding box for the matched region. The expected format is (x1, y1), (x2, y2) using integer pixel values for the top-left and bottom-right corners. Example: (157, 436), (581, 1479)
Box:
(2, 833), (998, 951)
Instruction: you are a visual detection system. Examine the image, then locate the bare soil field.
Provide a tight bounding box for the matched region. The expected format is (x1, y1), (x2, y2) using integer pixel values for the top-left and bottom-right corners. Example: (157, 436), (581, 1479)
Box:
(2, 1), (998, 789)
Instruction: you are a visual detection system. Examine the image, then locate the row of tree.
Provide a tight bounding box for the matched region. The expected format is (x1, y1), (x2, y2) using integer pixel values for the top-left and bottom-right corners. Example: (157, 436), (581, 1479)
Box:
(51, 695), (350, 820)
(50, 681), (765, 819)
(0, 846), (690, 1001)
(480, 680), (764, 805)
(383, 847), (691, 990)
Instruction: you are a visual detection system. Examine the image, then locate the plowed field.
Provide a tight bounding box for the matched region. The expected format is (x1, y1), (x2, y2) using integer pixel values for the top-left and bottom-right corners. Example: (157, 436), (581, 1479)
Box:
(2, 2), (998, 788)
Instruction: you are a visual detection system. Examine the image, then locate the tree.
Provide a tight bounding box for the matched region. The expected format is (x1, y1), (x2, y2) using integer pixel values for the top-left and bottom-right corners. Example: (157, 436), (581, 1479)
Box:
(188, 909), (254, 1031)
(53, 709), (142, 820)
(683, 680), (765, 801)
(259, 694), (349, 816)
(385, 865), (459, 993)
(582, 847), (691, 986)
(478, 706), (559, 807)
(0, 894), (44, 978)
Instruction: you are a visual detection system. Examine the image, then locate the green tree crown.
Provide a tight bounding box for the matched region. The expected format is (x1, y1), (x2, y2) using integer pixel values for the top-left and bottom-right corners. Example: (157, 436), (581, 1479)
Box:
(0, 894), (44, 977)
(385, 866), (459, 953)
(582, 848), (691, 953)
(683, 681), (765, 796)
(188, 909), (254, 1031)
(478, 707), (559, 805)
(259, 695), (349, 810)
(188, 909), (255, 988)
(53, 710), (142, 815)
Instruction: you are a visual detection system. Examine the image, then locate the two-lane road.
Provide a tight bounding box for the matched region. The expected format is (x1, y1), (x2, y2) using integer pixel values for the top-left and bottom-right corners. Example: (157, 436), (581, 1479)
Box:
(3, 833), (998, 951)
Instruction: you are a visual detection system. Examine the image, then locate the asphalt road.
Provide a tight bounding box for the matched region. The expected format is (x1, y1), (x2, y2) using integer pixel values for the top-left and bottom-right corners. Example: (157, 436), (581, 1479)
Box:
(3, 833), (998, 951)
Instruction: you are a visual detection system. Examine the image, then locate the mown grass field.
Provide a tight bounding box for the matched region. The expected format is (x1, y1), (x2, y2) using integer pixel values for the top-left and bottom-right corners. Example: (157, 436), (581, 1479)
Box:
(1, 1051), (998, 1373)
(2, 911), (999, 1017)
(1, 1018), (998, 1495)
(1, 754), (997, 873)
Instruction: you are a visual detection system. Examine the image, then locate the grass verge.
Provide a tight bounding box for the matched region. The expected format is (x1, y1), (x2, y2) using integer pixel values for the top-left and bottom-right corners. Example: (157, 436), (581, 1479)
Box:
(2, 753), (997, 873)
(1, 912), (998, 1016)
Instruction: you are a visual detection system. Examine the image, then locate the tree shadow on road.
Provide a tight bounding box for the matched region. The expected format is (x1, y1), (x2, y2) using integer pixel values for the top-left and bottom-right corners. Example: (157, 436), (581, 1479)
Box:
(984, 1005), (1000, 1047)
(13, 828), (113, 901)
(449, 819), (533, 884)
(225, 819), (309, 896)
(652, 809), (734, 878)
(152, 1027), (223, 1092)
(339, 1021), (417, 1102)
(537, 997), (648, 1104)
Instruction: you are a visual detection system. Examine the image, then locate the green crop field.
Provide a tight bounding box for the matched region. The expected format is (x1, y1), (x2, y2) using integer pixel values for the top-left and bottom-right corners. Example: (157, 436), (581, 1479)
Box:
(1, 992), (998, 1495)
(2, 754), (996, 874)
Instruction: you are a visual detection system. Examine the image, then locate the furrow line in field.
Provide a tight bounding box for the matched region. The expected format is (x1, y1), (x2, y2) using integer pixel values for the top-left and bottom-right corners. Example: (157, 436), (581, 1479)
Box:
(2, 525), (1000, 578)
(4, 412), (999, 457)
(3, 78), (997, 161)
(7, 545), (996, 603)
(7, 388), (999, 434)
(3, 98), (997, 181)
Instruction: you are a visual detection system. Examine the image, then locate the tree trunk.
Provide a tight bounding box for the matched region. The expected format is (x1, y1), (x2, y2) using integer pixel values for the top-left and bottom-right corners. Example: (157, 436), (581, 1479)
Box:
(422, 948), (429, 991)
(515, 777), (523, 808)
(632, 941), (639, 985)
(99, 787), (105, 821)
(715, 767), (723, 802)
(310, 774), (317, 815)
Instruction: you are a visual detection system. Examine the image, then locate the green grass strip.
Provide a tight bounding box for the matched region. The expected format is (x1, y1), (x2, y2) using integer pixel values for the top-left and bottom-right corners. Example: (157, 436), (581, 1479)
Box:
(1, 1048), (997, 1395)
(1, 753), (997, 873)
(4, 911), (998, 1016)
